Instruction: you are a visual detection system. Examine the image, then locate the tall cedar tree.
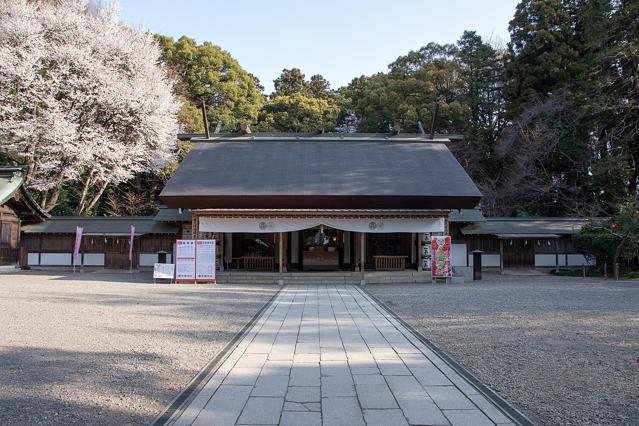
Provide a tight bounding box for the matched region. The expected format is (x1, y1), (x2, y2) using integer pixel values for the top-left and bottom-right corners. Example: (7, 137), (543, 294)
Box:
(505, 0), (579, 116)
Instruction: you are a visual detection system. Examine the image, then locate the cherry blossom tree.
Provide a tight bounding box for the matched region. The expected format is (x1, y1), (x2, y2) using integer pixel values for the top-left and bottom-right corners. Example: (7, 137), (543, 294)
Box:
(0, 0), (179, 213)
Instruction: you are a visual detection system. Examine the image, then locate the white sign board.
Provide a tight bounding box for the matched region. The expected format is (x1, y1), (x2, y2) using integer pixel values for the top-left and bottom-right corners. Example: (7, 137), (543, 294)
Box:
(195, 240), (216, 282)
(175, 240), (196, 281)
(153, 263), (175, 280)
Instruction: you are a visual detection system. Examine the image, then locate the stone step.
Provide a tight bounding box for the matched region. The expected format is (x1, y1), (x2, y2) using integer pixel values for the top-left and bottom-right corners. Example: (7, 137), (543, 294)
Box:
(213, 270), (442, 285)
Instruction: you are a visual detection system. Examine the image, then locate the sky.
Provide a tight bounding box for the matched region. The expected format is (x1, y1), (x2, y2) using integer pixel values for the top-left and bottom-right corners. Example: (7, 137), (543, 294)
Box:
(117, 0), (520, 93)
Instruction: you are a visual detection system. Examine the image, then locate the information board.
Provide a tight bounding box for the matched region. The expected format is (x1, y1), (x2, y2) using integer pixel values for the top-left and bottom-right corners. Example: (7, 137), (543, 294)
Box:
(431, 236), (452, 278)
(175, 240), (196, 281)
(195, 239), (216, 282)
(153, 263), (175, 280)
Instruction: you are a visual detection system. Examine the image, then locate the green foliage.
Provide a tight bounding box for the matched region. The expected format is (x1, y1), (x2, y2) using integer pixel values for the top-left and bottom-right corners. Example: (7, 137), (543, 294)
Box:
(343, 43), (468, 134)
(175, 98), (205, 133)
(574, 201), (639, 266)
(257, 93), (341, 132)
(155, 35), (263, 131)
(257, 68), (343, 132)
(505, 0), (579, 116)
(273, 68), (307, 96)
(574, 225), (620, 265)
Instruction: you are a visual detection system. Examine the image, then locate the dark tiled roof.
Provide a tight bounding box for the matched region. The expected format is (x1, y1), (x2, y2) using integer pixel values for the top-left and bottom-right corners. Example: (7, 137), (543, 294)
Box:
(154, 206), (192, 222)
(177, 132), (463, 142)
(161, 138), (481, 210)
(448, 209), (485, 223)
(22, 216), (179, 235)
(0, 166), (49, 222)
(461, 217), (607, 236)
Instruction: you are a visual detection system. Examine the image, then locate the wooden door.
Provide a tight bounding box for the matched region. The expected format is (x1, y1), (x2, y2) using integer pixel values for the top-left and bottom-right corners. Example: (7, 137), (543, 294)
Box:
(104, 237), (137, 269)
(503, 239), (534, 268)
(105, 252), (128, 269)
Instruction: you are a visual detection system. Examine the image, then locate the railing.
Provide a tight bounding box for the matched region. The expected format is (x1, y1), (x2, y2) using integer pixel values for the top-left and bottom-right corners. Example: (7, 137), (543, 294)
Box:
(231, 256), (275, 271)
(373, 255), (407, 271)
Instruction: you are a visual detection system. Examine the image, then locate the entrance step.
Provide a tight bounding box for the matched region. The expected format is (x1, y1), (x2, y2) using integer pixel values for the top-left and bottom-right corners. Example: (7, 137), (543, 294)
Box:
(215, 271), (434, 285)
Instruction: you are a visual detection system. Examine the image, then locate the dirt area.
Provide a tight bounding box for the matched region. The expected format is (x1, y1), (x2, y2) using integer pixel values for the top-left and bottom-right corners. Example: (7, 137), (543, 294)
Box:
(0, 271), (278, 425)
(367, 274), (639, 425)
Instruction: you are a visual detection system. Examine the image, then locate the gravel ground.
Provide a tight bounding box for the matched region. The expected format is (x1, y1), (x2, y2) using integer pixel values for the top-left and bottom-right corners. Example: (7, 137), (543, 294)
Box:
(366, 274), (639, 426)
(0, 272), (278, 426)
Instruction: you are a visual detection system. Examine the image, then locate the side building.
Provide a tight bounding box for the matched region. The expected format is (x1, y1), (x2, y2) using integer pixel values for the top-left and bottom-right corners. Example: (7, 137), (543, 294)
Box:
(21, 217), (178, 269)
(453, 216), (599, 271)
(0, 167), (49, 266)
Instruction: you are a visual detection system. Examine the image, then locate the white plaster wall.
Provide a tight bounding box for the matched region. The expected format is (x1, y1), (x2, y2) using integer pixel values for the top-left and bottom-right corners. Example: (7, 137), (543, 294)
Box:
(535, 254), (566, 267)
(468, 254), (501, 267)
(451, 244), (467, 267)
(139, 253), (158, 266)
(83, 253), (105, 266)
(567, 254), (590, 266)
(27, 253), (39, 266)
(40, 253), (72, 266)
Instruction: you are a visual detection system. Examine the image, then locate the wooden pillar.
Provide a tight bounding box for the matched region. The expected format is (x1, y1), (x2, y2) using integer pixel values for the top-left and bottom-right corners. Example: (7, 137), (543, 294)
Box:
(417, 233), (423, 272)
(226, 233), (232, 267)
(218, 232), (224, 272)
(278, 232), (284, 285)
(360, 232), (366, 285)
(354, 232), (360, 271)
(191, 213), (199, 240)
(554, 239), (559, 273)
(499, 239), (504, 275)
(283, 232), (288, 272)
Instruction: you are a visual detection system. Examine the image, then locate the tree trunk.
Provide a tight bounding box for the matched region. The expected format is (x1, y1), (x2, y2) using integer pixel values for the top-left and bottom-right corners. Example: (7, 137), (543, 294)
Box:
(42, 172), (66, 212)
(43, 186), (62, 212)
(79, 180), (109, 215)
(38, 190), (47, 210)
(613, 229), (632, 279)
(75, 172), (94, 215)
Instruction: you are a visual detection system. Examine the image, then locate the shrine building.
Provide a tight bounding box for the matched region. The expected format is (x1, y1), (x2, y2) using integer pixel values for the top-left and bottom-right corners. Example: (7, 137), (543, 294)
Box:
(159, 133), (481, 279)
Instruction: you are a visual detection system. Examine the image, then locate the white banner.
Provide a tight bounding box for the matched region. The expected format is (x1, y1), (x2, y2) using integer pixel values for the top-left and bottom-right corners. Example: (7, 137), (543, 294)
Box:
(199, 217), (444, 234)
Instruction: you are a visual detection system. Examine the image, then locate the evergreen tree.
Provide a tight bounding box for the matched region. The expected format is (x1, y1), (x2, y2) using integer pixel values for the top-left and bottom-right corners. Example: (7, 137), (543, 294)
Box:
(273, 68), (307, 96)
(156, 35), (263, 132)
(505, 0), (579, 116)
(455, 31), (506, 180)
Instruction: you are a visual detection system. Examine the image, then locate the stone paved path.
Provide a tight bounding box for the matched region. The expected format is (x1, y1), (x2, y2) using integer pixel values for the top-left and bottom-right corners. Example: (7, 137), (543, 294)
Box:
(171, 285), (518, 426)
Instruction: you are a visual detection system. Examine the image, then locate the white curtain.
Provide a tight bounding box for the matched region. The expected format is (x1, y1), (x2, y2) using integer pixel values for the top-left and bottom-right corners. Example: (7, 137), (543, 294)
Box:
(199, 216), (444, 233)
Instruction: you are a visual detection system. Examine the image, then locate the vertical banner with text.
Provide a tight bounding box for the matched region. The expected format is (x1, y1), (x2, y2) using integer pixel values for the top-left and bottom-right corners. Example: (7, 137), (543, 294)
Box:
(128, 225), (135, 261)
(431, 236), (452, 278)
(73, 226), (83, 267)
